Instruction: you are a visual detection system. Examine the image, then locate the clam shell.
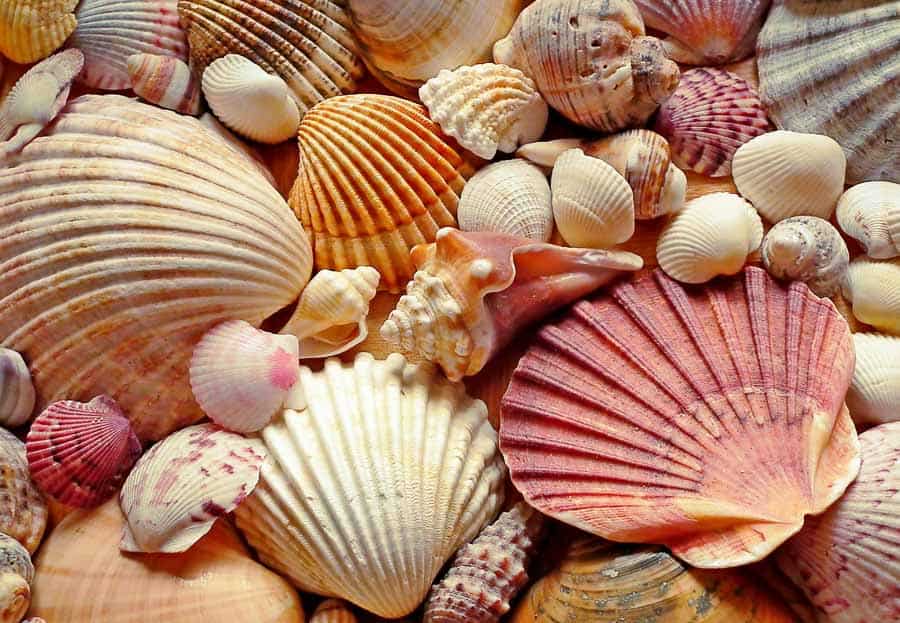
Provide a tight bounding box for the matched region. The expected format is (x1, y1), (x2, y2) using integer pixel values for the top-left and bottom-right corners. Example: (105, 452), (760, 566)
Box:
(761, 216), (849, 298)
(127, 53), (201, 116)
(0, 0), (77, 64)
(836, 181), (900, 259)
(842, 256), (900, 335)
(233, 353), (507, 619)
(0, 349), (34, 429)
(0, 532), (33, 623)
(500, 267), (861, 568)
(120, 423), (266, 554)
(733, 130), (847, 223)
(847, 333), (900, 426)
(757, 0), (900, 184)
(494, 0), (679, 133)
(0, 428), (47, 554)
(311, 600), (356, 623)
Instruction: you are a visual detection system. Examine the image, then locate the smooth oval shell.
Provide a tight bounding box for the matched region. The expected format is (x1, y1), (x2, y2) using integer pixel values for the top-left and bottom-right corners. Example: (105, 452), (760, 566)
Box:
(0, 349), (34, 428)
(0, 0), (77, 64)
(847, 333), (900, 426)
(311, 600), (356, 623)
(842, 256), (900, 335)
(836, 181), (900, 259)
(761, 216), (849, 298)
(127, 53), (201, 115)
(0, 428), (47, 554)
(0, 532), (33, 623)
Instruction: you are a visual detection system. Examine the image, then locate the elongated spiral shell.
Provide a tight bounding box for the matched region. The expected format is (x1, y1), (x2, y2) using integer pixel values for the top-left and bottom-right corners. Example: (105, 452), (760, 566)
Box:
(0, 350), (34, 429)
(0, 0), (77, 64)
(127, 53), (201, 116)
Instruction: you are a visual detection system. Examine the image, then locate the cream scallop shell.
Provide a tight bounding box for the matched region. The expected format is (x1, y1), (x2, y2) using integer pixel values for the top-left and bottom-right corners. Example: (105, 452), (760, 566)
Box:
(761, 216), (850, 298)
(847, 333), (900, 426)
(842, 256), (900, 335)
(836, 181), (900, 259)
(0, 349), (35, 428)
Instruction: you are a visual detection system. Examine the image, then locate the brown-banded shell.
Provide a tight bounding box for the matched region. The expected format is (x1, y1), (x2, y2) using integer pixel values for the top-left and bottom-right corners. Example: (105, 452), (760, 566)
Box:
(311, 600), (357, 623)
(127, 53), (201, 115)
(0, 428), (47, 554)
(847, 333), (900, 426)
(0, 350), (34, 429)
(0, 0), (77, 64)
(836, 181), (900, 259)
(0, 532), (33, 623)
(842, 256), (900, 335)
(761, 216), (850, 298)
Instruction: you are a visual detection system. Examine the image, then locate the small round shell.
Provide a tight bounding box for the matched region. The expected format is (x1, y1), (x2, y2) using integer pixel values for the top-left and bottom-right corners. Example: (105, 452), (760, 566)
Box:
(0, 349), (34, 428)
(127, 53), (201, 116)
(0, 532), (33, 623)
(847, 333), (900, 426)
(761, 216), (849, 298)
(842, 256), (900, 335)
(311, 600), (357, 623)
(0, 428), (47, 554)
(836, 181), (900, 259)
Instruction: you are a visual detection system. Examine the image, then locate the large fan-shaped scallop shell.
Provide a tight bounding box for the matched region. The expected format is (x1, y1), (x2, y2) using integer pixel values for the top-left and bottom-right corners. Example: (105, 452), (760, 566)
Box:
(0, 0), (77, 64)
(0, 95), (313, 441)
(0, 428), (46, 554)
(847, 333), (900, 426)
(0, 349), (34, 428)
(757, 0), (899, 184)
(500, 267), (861, 568)
(127, 53), (201, 116)
(234, 353), (507, 619)
(0, 532), (33, 623)
(836, 181), (900, 259)
(842, 255), (900, 335)
(761, 216), (849, 298)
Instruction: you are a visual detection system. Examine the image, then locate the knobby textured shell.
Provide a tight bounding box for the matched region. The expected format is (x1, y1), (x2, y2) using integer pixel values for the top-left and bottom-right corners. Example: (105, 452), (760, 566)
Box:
(120, 423), (266, 553)
(0, 349), (34, 428)
(836, 181), (900, 259)
(757, 0), (899, 184)
(234, 353), (507, 619)
(419, 63), (548, 160)
(0, 428), (46, 554)
(311, 600), (357, 623)
(127, 53), (201, 115)
(654, 67), (771, 177)
(0, 0), (77, 63)
(842, 256), (900, 335)
(0, 532), (33, 623)
(847, 333), (900, 426)
(494, 0), (679, 133)
(0, 95), (313, 441)
(381, 229), (643, 382)
(761, 216), (850, 298)
(501, 267), (861, 568)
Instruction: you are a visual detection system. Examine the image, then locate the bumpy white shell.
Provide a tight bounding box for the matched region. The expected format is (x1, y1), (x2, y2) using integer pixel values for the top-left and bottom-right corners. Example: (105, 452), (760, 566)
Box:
(418, 63), (549, 160)
(0, 349), (35, 428)
(733, 131), (847, 223)
(657, 192), (763, 284)
(550, 149), (635, 249)
(202, 54), (301, 144)
(842, 256), (900, 335)
(847, 333), (900, 426)
(761, 216), (850, 298)
(837, 181), (900, 259)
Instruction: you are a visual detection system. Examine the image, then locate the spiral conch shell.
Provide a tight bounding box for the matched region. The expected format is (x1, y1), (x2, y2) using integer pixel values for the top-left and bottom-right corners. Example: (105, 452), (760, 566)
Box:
(847, 333), (900, 426)
(842, 256), (900, 335)
(0, 532), (33, 623)
(0, 0), (77, 64)
(0, 429), (46, 555)
(0, 350), (34, 429)
(836, 181), (900, 259)
(761, 216), (849, 298)
(127, 53), (201, 116)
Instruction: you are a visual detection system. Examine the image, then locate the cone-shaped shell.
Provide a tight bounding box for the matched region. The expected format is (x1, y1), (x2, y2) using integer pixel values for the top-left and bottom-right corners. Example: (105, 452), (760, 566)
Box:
(761, 216), (849, 298)
(847, 333), (900, 426)
(836, 181), (900, 259)
(0, 0), (77, 64)
(127, 53), (201, 115)
(234, 353), (507, 619)
(0, 95), (313, 441)
(381, 229), (643, 382)
(0, 532), (32, 623)
(0, 429), (46, 554)
(0, 349), (34, 428)
(501, 267), (861, 568)
(842, 256), (900, 335)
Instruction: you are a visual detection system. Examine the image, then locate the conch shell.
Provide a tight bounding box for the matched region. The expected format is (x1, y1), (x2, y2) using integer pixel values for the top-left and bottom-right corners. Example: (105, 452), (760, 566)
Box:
(0, 532), (33, 623)
(127, 53), (201, 116)
(0, 349), (34, 429)
(0, 0), (77, 64)
(836, 181), (900, 259)
(761, 216), (849, 298)
(0, 428), (47, 555)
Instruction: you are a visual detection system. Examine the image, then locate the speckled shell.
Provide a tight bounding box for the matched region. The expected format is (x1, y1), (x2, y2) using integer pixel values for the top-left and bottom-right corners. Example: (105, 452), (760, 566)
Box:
(776, 422), (900, 623)
(847, 333), (900, 426)
(289, 94), (478, 293)
(0, 350), (34, 429)
(733, 131), (847, 223)
(234, 353), (507, 619)
(127, 53), (201, 115)
(0, 95), (313, 441)
(0, 532), (33, 623)
(501, 268), (860, 568)
(494, 0), (679, 133)
(458, 160), (553, 242)
(757, 0), (899, 184)
(761, 216), (849, 298)
(0, 0), (77, 64)
(0, 429), (46, 554)
(836, 181), (900, 259)
(654, 67), (770, 177)
(842, 256), (900, 335)
(311, 600), (356, 623)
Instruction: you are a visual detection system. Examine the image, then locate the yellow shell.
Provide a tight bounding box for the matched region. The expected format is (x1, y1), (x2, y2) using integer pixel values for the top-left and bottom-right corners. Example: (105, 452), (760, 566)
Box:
(0, 0), (77, 64)
(842, 256), (900, 335)
(0, 428), (47, 554)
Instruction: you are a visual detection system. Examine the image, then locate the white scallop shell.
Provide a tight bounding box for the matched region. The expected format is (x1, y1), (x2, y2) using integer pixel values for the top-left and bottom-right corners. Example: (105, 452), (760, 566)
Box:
(836, 181), (900, 259)
(842, 256), (900, 335)
(0, 349), (35, 428)
(847, 333), (900, 426)
(761, 216), (849, 298)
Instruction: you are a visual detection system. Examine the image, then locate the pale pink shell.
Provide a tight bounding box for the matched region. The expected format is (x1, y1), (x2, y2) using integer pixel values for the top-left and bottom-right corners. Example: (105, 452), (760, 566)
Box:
(127, 53), (201, 115)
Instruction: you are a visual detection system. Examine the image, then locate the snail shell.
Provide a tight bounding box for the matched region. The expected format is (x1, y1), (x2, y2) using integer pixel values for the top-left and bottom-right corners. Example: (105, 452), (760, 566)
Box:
(761, 216), (850, 298)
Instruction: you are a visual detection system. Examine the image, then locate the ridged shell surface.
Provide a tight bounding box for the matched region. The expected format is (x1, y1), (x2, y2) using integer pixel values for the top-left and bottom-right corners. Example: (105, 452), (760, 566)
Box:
(500, 267), (860, 568)
(0, 0), (77, 63)
(0, 428), (46, 554)
(127, 53), (201, 115)
(311, 600), (356, 623)
(761, 216), (850, 298)
(842, 256), (900, 334)
(0, 349), (34, 428)
(836, 181), (900, 259)
(234, 353), (507, 619)
(847, 333), (900, 426)
(0, 532), (33, 623)
(0, 95), (313, 441)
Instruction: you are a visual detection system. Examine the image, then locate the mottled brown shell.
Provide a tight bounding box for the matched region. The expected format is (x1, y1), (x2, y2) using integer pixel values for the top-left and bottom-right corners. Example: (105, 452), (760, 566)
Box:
(0, 429), (47, 554)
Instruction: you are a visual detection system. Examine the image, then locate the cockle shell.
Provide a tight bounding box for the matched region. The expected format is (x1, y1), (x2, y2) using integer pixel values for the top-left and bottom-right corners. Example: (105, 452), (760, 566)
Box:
(847, 333), (900, 426)
(419, 63), (548, 160)
(501, 267), (861, 568)
(0, 533), (32, 623)
(0, 350), (34, 429)
(120, 423), (266, 554)
(733, 130), (847, 222)
(25, 396), (142, 509)
(458, 160), (553, 242)
(381, 229), (643, 382)
(657, 192), (763, 284)
(0, 429), (46, 554)
(550, 149), (635, 249)
(836, 181), (900, 259)
(494, 0), (679, 133)
(0, 0), (77, 64)
(653, 67), (771, 177)
(311, 600), (356, 623)
(289, 94), (478, 293)
(761, 216), (850, 298)
(842, 256), (900, 335)
(757, 0), (900, 184)
(0, 95), (312, 441)
(776, 422), (900, 623)
(127, 53), (201, 115)
(234, 353), (507, 619)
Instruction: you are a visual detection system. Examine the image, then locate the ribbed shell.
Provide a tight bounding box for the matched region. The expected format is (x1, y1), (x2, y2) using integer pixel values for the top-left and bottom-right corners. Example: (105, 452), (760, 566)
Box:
(0, 532), (33, 623)
(761, 216), (849, 298)
(500, 267), (860, 568)
(0, 428), (46, 554)
(0, 0), (77, 64)
(0, 95), (313, 441)
(847, 333), (900, 426)
(836, 181), (900, 259)
(234, 353), (507, 619)
(842, 256), (900, 335)
(127, 53), (201, 115)
(0, 349), (34, 428)
(757, 0), (899, 184)
(311, 600), (357, 623)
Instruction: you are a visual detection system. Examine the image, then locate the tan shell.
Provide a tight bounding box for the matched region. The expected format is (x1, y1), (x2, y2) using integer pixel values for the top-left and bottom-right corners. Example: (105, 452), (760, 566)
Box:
(842, 256), (900, 335)
(0, 0), (77, 64)
(0, 349), (34, 429)
(847, 333), (900, 426)
(311, 600), (357, 623)
(127, 53), (201, 116)
(0, 532), (33, 623)
(761, 216), (849, 298)
(0, 428), (47, 554)
(836, 181), (900, 259)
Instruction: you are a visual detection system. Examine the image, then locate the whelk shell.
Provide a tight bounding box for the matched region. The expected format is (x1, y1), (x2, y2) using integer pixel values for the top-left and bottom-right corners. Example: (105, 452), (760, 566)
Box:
(0, 428), (46, 554)
(761, 216), (850, 298)
(0, 532), (33, 623)
(127, 53), (201, 116)
(0, 349), (34, 429)
(311, 600), (356, 623)
(842, 255), (900, 335)
(836, 181), (900, 259)
(0, 0), (77, 64)
(847, 333), (900, 426)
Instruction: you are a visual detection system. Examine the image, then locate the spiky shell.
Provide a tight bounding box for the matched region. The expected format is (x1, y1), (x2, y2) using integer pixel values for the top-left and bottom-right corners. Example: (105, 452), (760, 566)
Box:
(0, 428), (46, 554)
(761, 216), (849, 298)
(836, 181), (900, 259)
(0, 95), (313, 441)
(842, 256), (900, 335)
(311, 600), (356, 623)
(0, 0), (77, 64)
(0, 349), (34, 429)
(127, 53), (201, 115)
(233, 353), (507, 619)
(0, 532), (32, 623)
(847, 333), (900, 426)
(500, 267), (860, 568)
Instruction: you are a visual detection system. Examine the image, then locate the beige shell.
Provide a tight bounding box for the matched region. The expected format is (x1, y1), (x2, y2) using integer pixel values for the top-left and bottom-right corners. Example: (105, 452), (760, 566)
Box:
(311, 600), (357, 623)
(847, 333), (900, 426)
(0, 349), (34, 429)
(551, 148), (634, 249)
(0, 0), (77, 64)
(761, 216), (850, 298)
(127, 53), (201, 116)
(0, 95), (312, 441)
(657, 192), (763, 284)
(418, 63), (548, 160)
(0, 532), (33, 623)
(458, 160), (553, 242)
(842, 256), (900, 335)
(836, 181), (900, 259)
(0, 428), (47, 554)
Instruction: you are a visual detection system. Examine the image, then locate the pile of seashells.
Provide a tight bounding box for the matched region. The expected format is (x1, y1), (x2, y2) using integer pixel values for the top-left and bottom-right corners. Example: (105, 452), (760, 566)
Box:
(0, 0), (898, 622)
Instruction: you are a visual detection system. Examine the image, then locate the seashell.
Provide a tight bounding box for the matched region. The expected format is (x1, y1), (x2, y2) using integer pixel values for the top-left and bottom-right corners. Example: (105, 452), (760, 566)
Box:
(550, 149), (634, 248)
(494, 0), (679, 133)
(761, 216), (850, 298)
(30, 499), (304, 622)
(0, 349), (34, 429)
(25, 395), (142, 509)
(202, 54), (301, 144)
(733, 130), (847, 223)
(289, 94), (478, 293)
(381, 229), (643, 382)
(234, 353), (507, 619)
(0, 95), (312, 441)
(127, 53), (201, 116)
(424, 502), (546, 623)
(190, 321), (300, 434)
(311, 600), (356, 623)
(0, 532), (33, 623)
(68, 0), (188, 90)
(0, 49), (83, 159)
(0, 428), (47, 554)
(842, 256), (900, 335)
(776, 422), (900, 623)
(847, 333), (900, 426)
(653, 67), (771, 177)
(657, 192), (763, 284)
(458, 160), (553, 242)
(418, 63), (548, 160)
(178, 0), (364, 114)
(836, 181), (900, 259)
(500, 267), (861, 568)
(757, 0), (899, 184)
(0, 0), (77, 64)
(120, 423), (266, 554)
